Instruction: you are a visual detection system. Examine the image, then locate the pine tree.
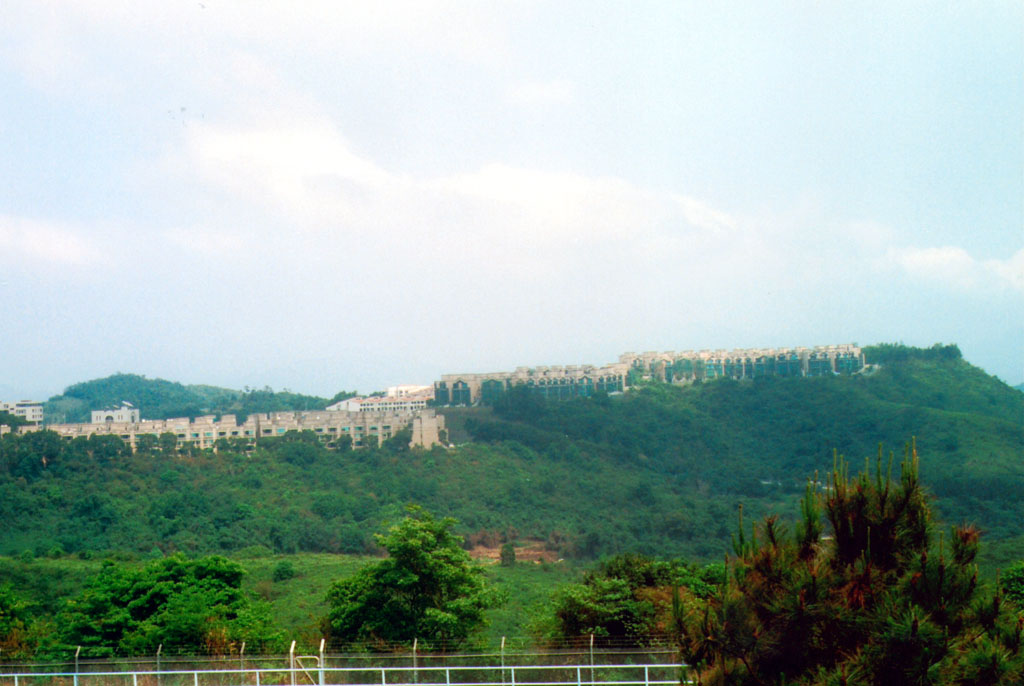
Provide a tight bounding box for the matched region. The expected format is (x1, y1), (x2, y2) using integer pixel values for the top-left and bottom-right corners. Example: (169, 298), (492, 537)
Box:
(677, 440), (1024, 685)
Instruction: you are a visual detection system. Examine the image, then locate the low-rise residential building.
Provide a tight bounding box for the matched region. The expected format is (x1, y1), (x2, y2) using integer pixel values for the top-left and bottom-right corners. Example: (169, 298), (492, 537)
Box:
(17, 408), (445, 451)
(435, 363), (629, 406)
(0, 400), (44, 424)
(327, 385), (435, 414)
(434, 344), (865, 406)
(623, 343), (865, 382)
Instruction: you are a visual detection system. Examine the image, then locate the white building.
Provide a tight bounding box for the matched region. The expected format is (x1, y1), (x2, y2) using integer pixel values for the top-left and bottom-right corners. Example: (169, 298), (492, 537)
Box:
(19, 408), (445, 451)
(385, 385), (433, 397)
(327, 390), (433, 414)
(91, 402), (141, 424)
(0, 400), (44, 424)
(327, 385), (435, 414)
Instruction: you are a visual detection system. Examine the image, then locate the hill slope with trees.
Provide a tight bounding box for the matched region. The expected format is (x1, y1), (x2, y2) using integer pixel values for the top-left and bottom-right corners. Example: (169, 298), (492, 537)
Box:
(42, 373), (355, 423)
(1, 345), (1020, 568)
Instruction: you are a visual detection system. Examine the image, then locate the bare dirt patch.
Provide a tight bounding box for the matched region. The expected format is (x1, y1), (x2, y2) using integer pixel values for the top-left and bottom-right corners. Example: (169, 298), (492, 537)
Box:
(468, 540), (560, 563)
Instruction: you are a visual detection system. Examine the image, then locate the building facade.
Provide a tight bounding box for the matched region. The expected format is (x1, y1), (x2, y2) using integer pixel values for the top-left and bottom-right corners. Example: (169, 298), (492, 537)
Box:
(91, 402), (141, 424)
(18, 409), (445, 452)
(435, 363), (630, 406)
(434, 344), (865, 406)
(0, 400), (44, 424)
(622, 344), (865, 382)
(327, 385), (434, 414)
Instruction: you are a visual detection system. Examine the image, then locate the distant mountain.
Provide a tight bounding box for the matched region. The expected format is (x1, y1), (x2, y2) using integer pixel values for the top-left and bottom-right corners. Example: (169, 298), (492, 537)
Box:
(42, 373), (337, 423)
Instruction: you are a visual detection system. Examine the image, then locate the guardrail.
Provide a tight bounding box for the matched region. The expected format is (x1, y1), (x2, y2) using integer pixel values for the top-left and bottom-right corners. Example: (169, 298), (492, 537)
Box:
(0, 662), (686, 686)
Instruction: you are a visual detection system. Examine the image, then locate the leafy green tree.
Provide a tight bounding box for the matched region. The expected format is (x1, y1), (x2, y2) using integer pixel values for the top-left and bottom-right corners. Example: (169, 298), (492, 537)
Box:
(58, 554), (283, 656)
(500, 542), (516, 567)
(324, 506), (500, 648)
(0, 411), (28, 428)
(1002, 561), (1024, 606)
(546, 554), (719, 646)
(676, 443), (1024, 685)
(0, 584), (31, 656)
(272, 560), (296, 582)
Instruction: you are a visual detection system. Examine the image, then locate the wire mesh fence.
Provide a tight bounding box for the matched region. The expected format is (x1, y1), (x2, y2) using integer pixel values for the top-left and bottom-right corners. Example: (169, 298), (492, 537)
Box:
(0, 639), (685, 686)
(0, 661), (686, 686)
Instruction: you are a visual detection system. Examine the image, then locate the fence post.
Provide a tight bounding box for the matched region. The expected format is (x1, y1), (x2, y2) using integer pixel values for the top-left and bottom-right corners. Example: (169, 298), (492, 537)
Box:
(412, 638), (418, 685)
(644, 666), (649, 686)
(381, 667), (386, 686)
(576, 666), (582, 686)
(240, 642), (246, 683)
(500, 637), (506, 686)
(193, 670), (199, 686)
(319, 638), (325, 686)
(157, 644), (162, 686)
(74, 645), (81, 686)
(289, 641), (297, 686)
(589, 634), (595, 686)
(510, 666), (516, 686)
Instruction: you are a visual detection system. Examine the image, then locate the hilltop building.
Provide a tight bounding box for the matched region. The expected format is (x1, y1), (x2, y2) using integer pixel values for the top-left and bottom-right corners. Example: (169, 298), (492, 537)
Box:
(434, 344), (864, 406)
(435, 363), (629, 406)
(623, 343), (865, 382)
(0, 400), (43, 424)
(91, 402), (140, 424)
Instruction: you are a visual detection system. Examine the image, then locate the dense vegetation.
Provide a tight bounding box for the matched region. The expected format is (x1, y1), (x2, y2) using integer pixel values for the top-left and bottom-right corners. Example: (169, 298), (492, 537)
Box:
(1, 344), (1022, 666)
(2, 347), (1021, 568)
(42, 373), (356, 423)
(324, 506), (501, 649)
(678, 444), (1023, 685)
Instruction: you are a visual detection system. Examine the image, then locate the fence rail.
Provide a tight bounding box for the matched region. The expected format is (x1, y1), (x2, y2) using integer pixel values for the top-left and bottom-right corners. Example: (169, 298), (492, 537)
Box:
(0, 663), (686, 686)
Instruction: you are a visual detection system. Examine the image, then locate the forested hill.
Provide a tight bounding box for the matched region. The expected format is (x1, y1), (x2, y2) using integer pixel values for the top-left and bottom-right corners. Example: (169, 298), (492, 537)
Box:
(42, 373), (355, 423)
(2, 345), (1021, 570)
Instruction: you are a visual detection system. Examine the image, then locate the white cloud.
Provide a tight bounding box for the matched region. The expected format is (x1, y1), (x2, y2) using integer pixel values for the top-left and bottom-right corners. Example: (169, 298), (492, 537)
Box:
(182, 122), (746, 267)
(164, 227), (247, 257)
(186, 123), (394, 226)
(888, 245), (1024, 294)
(0, 215), (105, 266)
(504, 79), (575, 106)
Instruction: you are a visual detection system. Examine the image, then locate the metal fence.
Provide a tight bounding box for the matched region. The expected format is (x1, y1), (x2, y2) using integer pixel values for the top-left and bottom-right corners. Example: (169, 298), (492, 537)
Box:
(0, 638), (681, 677)
(0, 662), (687, 686)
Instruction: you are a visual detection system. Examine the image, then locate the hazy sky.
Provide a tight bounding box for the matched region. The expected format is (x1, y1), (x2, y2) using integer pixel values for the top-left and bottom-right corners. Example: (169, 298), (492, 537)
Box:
(1, 1), (1022, 400)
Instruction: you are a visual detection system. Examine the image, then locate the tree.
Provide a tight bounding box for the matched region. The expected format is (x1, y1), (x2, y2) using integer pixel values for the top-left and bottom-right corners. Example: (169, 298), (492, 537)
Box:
(0, 584), (31, 657)
(58, 555), (283, 657)
(546, 554), (720, 647)
(1003, 561), (1024, 606)
(676, 442), (1024, 685)
(324, 506), (500, 649)
(500, 542), (516, 567)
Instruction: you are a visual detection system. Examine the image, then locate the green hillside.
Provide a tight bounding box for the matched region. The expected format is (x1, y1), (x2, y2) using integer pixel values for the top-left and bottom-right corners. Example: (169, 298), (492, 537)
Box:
(42, 373), (353, 423)
(2, 346), (1021, 570)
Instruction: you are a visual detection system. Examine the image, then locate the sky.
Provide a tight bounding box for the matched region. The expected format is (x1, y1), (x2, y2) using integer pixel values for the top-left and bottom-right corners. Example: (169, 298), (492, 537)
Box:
(1, 1), (1022, 401)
